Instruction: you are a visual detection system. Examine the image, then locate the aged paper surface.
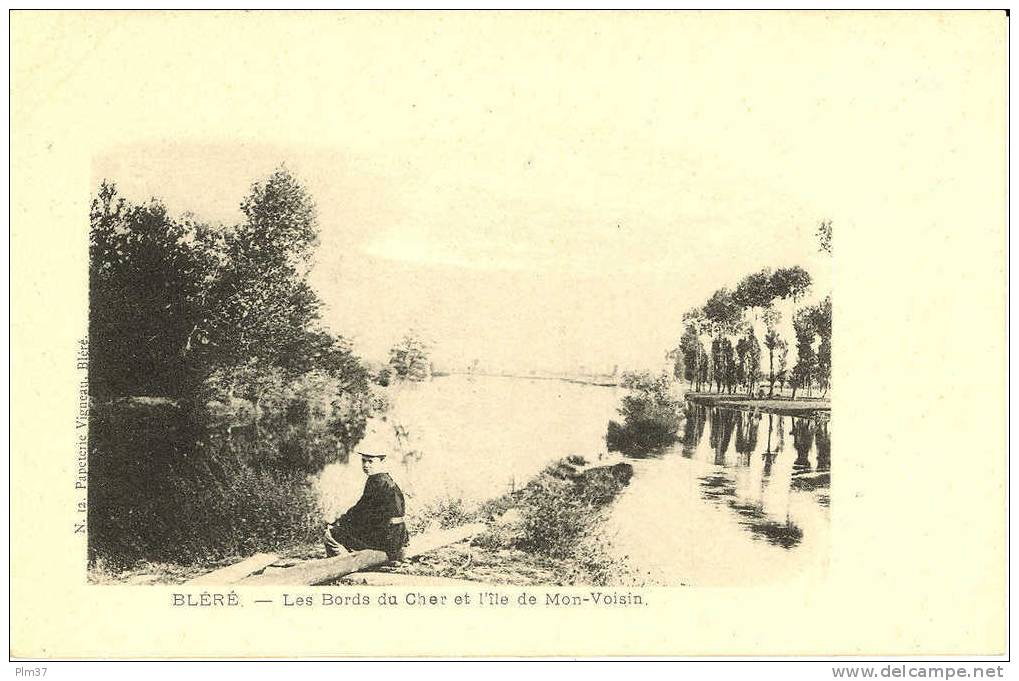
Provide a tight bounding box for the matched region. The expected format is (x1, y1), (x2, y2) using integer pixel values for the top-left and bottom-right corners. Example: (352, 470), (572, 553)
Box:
(10, 10), (1006, 657)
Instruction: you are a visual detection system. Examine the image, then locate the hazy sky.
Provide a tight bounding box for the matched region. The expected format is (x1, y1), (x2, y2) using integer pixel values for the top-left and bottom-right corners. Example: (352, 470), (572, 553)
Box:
(87, 13), (870, 373)
(95, 140), (830, 373)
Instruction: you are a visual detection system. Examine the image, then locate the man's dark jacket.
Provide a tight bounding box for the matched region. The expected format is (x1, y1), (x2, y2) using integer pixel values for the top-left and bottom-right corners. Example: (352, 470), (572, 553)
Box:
(331, 472), (409, 559)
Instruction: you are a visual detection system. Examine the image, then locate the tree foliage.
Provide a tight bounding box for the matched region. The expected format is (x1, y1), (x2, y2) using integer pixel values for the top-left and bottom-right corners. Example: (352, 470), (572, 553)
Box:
(673, 253), (829, 397)
(606, 372), (684, 455)
(791, 308), (818, 398)
(810, 296), (832, 395)
(817, 219), (832, 254)
(88, 169), (387, 570)
(735, 330), (762, 395)
(89, 182), (222, 397)
(702, 288), (742, 333)
(205, 169), (325, 376)
(733, 268), (775, 310)
(769, 266), (813, 302)
(678, 323), (706, 390)
(89, 168), (376, 439)
(388, 331), (432, 381)
(89, 169), (370, 399)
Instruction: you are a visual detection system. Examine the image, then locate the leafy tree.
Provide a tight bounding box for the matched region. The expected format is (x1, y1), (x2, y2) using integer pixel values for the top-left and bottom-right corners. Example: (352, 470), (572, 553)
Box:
(791, 309), (817, 399)
(817, 220), (832, 254)
(698, 351), (710, 390)
(672, 263), (815, 399)
(811, 296), (832, 396)
(770, 266), (813, 302)
(89, 183), (222, 398)
(703, 289), (743, 393)
(90, 168), (375, 420)
(389, 331), (432, 381)
(776, 339), (790, 394)
(681, 310), (711, 392)
(606, 371), (683, 455)
(736, 330), (761, 396)
(710, 338), (725, 393)
(702, 288), (742, 334)
(762, 307), (782, 397)
(733, 268), (775, 310)
(678, 323), (702, 389)
(204, 168), (324, 375)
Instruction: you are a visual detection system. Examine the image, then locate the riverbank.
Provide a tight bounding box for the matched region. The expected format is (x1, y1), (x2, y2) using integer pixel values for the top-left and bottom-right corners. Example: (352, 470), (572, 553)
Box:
(329, 455), (639, 586)
(686, 392), (830, 418)
(92, 454), (640, 586)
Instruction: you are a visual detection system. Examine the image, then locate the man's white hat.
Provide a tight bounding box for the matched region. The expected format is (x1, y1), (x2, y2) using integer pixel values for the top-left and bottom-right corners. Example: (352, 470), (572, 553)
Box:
(357, 421), (398, 458)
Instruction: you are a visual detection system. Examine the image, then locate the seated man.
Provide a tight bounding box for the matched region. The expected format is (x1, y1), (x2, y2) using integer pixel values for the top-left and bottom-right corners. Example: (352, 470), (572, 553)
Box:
(324, 426), (409, 561)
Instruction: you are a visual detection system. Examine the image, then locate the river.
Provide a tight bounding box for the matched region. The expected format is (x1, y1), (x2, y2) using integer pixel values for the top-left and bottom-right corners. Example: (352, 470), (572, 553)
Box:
(604, 403), (830, 585)
(315, 374), (622, 519)
(314, 375), (830, 586)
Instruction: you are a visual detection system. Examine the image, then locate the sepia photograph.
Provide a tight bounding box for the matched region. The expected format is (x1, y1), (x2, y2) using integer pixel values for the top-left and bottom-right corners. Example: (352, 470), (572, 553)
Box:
(87, 148), (831, 589)
(10, 9), (1007, 662)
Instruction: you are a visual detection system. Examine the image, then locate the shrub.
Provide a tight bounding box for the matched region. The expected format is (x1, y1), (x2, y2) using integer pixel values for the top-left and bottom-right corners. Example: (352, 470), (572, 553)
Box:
(89, 400), (329, 569)
(410, 496), (478, 533)
(476, 491), (518, 521)
(197, 366), (388, 473)
(515, 461), (633, 561)
(606, 371), (684, 455)
(471, 523), (516, 552)
(559, 534), (638, 587)
(516, 476), (589, 559)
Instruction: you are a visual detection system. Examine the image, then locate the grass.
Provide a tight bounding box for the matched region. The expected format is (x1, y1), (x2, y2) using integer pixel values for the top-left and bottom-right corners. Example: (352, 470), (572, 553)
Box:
(389, 455), (639, 586)
(89, 401), (325, 572)
(408, 496), (480, 533)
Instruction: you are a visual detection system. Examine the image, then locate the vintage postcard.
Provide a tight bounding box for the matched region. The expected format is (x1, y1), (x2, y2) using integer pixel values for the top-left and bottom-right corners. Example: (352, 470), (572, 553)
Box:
(10, 10), (1007, 659)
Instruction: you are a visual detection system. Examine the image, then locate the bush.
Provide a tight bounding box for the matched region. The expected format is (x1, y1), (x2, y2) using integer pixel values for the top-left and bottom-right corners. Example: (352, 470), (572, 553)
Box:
(409, 496), (479, 533)
(89, 400), (329, 569)
(550, 534), (636, 587)
(606, 371), (684, 455)
(471, 523), (517, 552)
(516, 477), (590, 559)
(515, 460), (634, 561)
(198, 365), (388, 472)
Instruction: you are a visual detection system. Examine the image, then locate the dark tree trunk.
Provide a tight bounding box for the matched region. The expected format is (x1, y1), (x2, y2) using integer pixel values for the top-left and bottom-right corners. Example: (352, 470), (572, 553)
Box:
(767, 350), (775, 397)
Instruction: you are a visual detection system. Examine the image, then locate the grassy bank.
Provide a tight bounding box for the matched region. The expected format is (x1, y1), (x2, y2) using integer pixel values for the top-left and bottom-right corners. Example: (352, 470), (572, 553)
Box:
(686, 392), (830, 418)
(349, 455), (639, 586)
(94, 454), (640, 586)
(87, 397), (346, 582)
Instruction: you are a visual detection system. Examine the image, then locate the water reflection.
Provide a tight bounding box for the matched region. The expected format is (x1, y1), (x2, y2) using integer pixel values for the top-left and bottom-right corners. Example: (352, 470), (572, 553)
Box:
(314, 377), (830, 586)
(679, 403), (830, 549)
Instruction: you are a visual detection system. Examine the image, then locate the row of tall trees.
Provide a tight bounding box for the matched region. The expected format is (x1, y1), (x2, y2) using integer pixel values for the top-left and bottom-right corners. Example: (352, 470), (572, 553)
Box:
(670, 265), (832, 399)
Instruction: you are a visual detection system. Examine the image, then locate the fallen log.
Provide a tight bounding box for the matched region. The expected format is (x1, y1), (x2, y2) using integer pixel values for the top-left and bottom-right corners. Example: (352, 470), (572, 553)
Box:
(236, 522), (487, 586)
(238, 549), (389, 586)
(185, 553), (279, 585)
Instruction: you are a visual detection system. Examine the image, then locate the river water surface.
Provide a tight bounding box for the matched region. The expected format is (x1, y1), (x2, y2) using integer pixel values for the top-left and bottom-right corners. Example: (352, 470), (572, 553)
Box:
(605, 402), (830, 585)
(315, 375), (621, 518)
(315, 375), (830, 586)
